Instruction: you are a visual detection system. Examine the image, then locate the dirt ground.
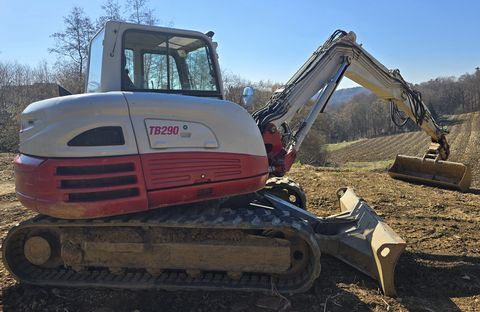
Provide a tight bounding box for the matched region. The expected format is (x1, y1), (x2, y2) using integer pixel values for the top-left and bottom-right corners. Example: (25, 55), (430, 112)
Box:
(0, 151), (479, 312)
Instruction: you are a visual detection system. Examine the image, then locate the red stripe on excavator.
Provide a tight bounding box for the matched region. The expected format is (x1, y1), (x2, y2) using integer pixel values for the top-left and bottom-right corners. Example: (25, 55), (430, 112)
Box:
(14, 152), (268, 219)
(140, 152), (268, 190)
(147, 174), (268, 209)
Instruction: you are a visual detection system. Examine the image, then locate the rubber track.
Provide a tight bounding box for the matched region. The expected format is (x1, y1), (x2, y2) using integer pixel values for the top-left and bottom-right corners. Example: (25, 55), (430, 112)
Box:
(3, 205), (321, 293)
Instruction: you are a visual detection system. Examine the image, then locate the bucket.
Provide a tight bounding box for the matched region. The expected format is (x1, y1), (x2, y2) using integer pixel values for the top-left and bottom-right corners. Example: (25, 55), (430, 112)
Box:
(388, 155), (471, 191)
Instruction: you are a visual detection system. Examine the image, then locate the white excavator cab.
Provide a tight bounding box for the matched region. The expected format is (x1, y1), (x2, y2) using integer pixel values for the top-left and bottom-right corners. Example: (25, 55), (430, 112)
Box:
(85, 21), (224, 98)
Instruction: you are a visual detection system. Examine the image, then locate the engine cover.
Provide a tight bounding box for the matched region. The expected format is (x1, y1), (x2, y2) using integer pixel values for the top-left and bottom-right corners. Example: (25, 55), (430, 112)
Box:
(16, 92), (268, 219)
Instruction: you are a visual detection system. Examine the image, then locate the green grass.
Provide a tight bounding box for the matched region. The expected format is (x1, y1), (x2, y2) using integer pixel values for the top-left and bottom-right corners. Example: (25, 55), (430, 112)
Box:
(324, 139), (366, 152)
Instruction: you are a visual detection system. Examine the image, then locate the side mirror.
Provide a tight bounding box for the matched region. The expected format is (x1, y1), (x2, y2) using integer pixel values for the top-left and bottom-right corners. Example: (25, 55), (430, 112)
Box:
(242, 86), (254, 109)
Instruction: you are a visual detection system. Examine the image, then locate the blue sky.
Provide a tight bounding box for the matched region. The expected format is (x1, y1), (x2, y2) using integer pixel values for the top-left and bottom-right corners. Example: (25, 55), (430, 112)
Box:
(0, 0), (479, 88)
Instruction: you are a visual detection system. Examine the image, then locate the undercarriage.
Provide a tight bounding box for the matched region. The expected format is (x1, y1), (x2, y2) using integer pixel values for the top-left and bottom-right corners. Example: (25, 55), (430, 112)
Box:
(4, 198), (320, 293)
(3, 181), (406, 296)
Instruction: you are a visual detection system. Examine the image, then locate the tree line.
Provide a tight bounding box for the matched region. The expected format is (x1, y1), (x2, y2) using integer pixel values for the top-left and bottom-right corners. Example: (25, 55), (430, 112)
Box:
(316, 69), (480, 144)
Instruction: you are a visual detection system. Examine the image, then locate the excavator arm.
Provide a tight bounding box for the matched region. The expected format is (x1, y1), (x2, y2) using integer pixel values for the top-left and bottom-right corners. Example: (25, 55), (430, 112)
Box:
(252, 30), (471, 191)
(248, 30), (472, 296)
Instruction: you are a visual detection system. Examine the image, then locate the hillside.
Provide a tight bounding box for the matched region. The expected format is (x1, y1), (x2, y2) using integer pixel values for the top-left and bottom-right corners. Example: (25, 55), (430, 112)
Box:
(328, 86), (368, 107)
(327, 111), (480, 188)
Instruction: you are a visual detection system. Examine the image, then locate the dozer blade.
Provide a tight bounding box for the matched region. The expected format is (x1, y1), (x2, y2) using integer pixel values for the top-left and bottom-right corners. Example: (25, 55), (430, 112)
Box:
(315, 188), (406, 297)
(388, 155), (472, 191)
(264, 188), (406, 297)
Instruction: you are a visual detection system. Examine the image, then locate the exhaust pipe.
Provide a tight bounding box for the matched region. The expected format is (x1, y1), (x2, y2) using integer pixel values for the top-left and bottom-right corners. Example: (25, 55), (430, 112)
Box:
(388, 155), (472, 192)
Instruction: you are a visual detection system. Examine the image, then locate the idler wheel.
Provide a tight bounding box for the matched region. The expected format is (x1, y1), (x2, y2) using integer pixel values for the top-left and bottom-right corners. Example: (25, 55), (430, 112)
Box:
(24, 236), (52, 265)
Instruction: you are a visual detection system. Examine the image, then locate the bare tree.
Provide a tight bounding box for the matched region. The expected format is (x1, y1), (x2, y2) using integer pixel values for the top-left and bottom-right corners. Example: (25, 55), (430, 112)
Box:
(222, 71), (250, 104)
(222, 71), (281, 111)
(96, 0), (124, 29)
(49, 7), (96, 85)
(0, 61), (58, 151)
(53, 62), (84, 94)
(125, 0), (157, 25)
(34, 60), (53, 84)
(297, 132), (328, 165)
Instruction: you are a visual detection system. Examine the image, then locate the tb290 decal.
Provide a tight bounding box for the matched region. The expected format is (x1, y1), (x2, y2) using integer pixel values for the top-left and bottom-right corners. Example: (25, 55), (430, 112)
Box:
(144, 119), (218, 149)
(149, 126), (180, 135)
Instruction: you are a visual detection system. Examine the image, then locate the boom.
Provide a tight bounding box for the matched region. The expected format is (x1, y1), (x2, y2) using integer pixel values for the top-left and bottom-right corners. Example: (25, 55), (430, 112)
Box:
(252, 30), (470, 191)
(254, 30), (447, 155)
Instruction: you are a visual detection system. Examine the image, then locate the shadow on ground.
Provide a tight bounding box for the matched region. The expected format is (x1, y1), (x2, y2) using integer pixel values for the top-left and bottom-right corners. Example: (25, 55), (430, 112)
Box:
(2, 256), (371, 312)
(2, 252), (479, 311)
(394, 251), (480, 311)
(441, 117), (466, 127)
(467, 187), (480, 195)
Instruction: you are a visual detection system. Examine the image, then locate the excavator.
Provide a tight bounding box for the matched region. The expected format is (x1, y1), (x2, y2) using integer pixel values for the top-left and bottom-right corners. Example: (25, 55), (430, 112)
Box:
(2, 21), (471, 298)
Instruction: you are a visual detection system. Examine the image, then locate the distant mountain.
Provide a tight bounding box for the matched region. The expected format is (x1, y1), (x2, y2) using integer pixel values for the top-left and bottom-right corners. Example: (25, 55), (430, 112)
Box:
(329, 87), (369, 107)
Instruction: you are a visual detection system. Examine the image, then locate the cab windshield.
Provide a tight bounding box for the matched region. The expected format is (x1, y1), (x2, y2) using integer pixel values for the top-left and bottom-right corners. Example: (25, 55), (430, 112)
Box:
(122, 30), (220, 96)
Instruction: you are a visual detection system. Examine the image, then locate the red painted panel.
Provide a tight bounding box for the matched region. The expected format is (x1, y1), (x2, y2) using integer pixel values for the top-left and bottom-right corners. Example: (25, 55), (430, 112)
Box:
(140, 152), (268, 190)
(14, 154), (148, 219)
(14, 151), (269, 220)
(147, 173), (269, 208)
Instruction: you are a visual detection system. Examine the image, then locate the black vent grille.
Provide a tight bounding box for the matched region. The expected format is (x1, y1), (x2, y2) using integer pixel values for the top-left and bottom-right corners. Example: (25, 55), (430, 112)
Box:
(57, 162), (139, 203)
(60, 175), (137, 189)
(57, 163), (134, 175)
(68, 188), (139, 202)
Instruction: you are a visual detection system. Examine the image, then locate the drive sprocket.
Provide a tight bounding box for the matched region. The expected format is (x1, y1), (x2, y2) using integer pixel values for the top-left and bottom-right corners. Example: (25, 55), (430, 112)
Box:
(263, 177), (307, 210)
